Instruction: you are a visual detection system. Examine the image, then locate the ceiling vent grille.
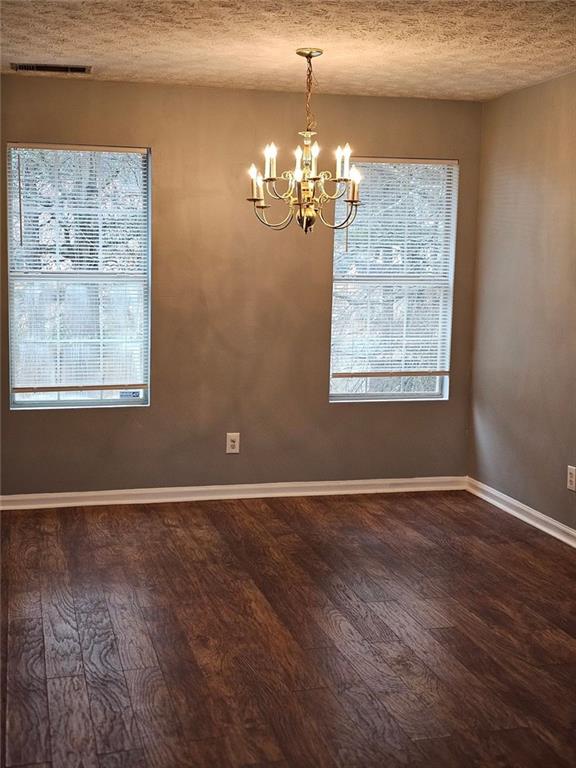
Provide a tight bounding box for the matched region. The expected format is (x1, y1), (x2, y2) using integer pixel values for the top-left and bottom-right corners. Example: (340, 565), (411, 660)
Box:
(10, 63), (92, 74)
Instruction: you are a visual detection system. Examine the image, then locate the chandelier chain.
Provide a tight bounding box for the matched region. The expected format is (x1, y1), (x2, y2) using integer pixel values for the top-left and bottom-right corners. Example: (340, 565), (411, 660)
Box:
(305, 55), (317, 132)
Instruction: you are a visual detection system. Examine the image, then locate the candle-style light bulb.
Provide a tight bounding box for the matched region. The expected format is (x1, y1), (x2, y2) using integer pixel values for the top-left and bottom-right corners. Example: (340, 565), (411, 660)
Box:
(256, 172), (264, 200)
(294, 145), (303, 174)
(349, 164), (361, 202)
(264, 144), (271, 179)
(311, 141), (320, 177)
(293, 165), (303, 204)
(343, 143), (352, 179)
(249, 164), (258, 198)
(269, 142), (277, 179)
(335, 146), (343, 179)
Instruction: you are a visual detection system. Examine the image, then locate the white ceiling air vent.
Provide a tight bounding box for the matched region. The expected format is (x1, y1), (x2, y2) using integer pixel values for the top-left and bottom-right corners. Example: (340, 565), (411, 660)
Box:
(10, 63), (92, 74)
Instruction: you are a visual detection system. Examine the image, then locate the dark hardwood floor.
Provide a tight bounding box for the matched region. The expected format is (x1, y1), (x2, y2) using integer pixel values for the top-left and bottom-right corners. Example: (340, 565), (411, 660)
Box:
(2, 490), (576, 767)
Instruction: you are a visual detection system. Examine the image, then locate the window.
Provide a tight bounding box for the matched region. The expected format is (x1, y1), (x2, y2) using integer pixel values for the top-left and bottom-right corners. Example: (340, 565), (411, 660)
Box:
(329, 159), (458, 402)
(7, 144), (151, 409)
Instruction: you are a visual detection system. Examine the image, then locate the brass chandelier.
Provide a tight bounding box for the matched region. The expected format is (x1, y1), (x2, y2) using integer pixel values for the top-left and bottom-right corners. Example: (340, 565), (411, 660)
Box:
(246, 48), (361, 234)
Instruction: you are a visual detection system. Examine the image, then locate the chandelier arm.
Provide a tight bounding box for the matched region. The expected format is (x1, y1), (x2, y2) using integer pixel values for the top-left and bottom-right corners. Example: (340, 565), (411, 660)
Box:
(266, 179), (294, 200)
(318, 179), (348, 201)
(318, 202), (358, 230)
(337, 205), (359, 229)
(254, 206), (295, 230)
(334, 205), (359, 229)
(264, 183), (282, 201)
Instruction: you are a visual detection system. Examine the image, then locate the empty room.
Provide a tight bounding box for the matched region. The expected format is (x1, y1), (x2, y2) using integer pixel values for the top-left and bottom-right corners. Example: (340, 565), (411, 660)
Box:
(1, 1), (575, 766)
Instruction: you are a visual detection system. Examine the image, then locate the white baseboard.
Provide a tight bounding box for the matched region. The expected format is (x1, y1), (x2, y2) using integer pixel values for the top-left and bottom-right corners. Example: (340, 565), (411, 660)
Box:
(3, 475), (573, 550)
(0, 475), (467, 511)
(467, 477), (576, 549)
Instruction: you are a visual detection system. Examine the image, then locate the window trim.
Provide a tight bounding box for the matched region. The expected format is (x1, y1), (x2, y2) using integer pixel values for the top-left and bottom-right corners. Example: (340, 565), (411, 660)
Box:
(7, 141), (151, 153)
(329, 155), (459, 404)
(7, 141), (152, 410)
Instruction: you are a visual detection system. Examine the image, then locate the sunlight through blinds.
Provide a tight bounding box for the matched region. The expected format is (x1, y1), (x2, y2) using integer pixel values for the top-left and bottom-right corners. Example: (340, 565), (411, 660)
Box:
(330, 159), (459, 402)
(8, 145), (151, 408)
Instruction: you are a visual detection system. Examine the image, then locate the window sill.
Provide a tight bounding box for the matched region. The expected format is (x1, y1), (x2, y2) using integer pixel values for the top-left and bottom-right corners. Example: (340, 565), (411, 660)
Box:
(10, 401), (150, 412)
(329, 395), (449, 404)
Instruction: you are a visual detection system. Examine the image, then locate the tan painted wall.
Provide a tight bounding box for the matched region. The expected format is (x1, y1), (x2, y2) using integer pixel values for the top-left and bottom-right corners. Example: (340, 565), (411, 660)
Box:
(1, 75), (481, 494)
(471, 72), (576, 527)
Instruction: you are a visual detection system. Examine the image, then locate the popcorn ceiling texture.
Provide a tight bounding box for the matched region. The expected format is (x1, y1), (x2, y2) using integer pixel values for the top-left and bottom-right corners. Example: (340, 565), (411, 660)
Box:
(2, 0), (575, 100)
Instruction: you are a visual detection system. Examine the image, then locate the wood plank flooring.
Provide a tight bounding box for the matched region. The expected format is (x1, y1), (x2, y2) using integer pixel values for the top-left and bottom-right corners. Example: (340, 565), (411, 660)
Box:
(2, 491), (576, 767)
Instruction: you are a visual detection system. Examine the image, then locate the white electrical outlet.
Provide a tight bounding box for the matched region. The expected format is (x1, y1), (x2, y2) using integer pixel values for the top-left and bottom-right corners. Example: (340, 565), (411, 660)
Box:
(226, 432), (240, 454)
(567, 465), (576, 492)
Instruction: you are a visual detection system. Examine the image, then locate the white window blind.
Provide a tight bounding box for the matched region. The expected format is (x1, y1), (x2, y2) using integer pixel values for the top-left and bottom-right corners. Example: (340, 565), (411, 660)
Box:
(8, 145), (151, 409)
(330, 159), (458, 402)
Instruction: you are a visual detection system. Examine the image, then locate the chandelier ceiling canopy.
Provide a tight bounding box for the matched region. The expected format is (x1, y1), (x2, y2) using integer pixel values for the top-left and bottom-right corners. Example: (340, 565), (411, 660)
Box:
(246, 48), (361, 234)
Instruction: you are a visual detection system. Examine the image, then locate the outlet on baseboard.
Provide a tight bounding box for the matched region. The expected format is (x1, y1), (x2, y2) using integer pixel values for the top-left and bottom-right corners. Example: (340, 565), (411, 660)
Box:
(567, 465), (576, 492)
(226, 432), (240, 454)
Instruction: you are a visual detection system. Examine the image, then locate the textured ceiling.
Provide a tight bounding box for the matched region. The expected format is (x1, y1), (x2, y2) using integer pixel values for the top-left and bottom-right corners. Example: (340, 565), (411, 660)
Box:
(2, 0), (575, 100)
